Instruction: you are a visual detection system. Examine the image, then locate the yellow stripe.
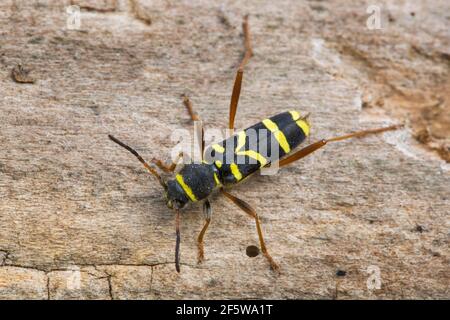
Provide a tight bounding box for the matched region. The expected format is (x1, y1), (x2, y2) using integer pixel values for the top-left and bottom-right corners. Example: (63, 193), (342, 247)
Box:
(215, 160), (222, 168)
(236, 131), (246, 152)
(235, 131), (267, 166)
(175, 174), (197, 202)
(262, 119), (291, 153)
(212, 144), (225, 153)
(230, 163), (242, 181)
(289, 110), (300, 121)
(296, 119), (310, 136)
(241, 150), (267, 166)
(213, 173), (221, 186)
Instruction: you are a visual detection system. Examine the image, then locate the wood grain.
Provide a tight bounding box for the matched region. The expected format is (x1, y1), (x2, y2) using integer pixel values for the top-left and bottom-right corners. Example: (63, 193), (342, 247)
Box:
(0, 0), (448, 299)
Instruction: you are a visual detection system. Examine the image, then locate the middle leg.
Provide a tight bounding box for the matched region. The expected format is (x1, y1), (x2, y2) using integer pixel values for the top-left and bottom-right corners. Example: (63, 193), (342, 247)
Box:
(197, 199), (212, 264)
(221, 189), (280, 272)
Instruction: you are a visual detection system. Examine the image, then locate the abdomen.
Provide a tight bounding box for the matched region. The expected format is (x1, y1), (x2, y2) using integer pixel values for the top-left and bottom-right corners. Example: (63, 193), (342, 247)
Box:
(204, 111), (310, 185)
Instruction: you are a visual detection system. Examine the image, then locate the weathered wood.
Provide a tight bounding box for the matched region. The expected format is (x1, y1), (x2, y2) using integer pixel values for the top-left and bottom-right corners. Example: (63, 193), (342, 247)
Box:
(0, 0), (448, 299)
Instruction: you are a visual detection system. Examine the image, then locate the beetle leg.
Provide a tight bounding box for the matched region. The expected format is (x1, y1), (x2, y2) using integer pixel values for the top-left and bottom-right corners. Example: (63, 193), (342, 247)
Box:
(278, 124), (403, 167)
(182, 95), (204, 159)
(197, 199), (212, 264)
(229, 15), (253, 131)
(151, 152), (184, 173)
(221, 189), (280, 272)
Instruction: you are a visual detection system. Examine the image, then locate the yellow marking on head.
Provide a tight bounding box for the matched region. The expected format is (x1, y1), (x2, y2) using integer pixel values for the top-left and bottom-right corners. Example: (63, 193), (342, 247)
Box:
(212, 144), (225, 153)
(213, 172), (221, 186)
(230, 163), (243, 181)
(296, 119), (310, 136)
(235, 131), (268, 166)
(262, 119), (291, 153)
(289, 110), (300, 121)
(215, 160), (222, 168)
(175, 174), (197, 202)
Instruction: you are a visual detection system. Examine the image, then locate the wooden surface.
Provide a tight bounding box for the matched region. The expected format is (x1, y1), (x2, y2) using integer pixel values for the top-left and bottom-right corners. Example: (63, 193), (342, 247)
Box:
(0, 0), (449, 299)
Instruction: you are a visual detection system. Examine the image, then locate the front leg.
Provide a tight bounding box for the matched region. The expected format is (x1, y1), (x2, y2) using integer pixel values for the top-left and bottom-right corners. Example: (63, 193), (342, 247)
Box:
(151, 152), (184, 173)
(197, 199), (212, 264)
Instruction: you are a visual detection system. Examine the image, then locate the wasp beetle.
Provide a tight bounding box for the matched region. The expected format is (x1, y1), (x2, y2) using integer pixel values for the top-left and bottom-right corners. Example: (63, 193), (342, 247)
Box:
(109, 15), (401, 272)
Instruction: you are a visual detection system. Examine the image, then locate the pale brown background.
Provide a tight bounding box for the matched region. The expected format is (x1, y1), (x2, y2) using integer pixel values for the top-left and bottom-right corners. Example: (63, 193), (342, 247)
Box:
(0, 0), (449, 299)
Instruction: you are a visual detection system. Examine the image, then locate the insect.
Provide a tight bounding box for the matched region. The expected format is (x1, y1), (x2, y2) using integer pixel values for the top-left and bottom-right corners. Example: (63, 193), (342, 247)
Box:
(108, 16), (401, 273)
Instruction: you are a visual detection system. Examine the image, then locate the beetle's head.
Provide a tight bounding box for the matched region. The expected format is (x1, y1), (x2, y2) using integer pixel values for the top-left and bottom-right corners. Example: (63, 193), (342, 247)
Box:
(165, 179), (189, 210)
(108, 134), (185, 273)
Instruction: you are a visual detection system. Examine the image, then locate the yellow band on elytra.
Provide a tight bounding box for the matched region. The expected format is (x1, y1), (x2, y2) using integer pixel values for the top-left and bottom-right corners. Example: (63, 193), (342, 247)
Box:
(296, 119), (310, 136)
(262, 119), (291, 153)
(230, 163), (242, 181)
(235, 131), (268, 166)
(289, 110), (300, 121)
(212, 144), (225, 153)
